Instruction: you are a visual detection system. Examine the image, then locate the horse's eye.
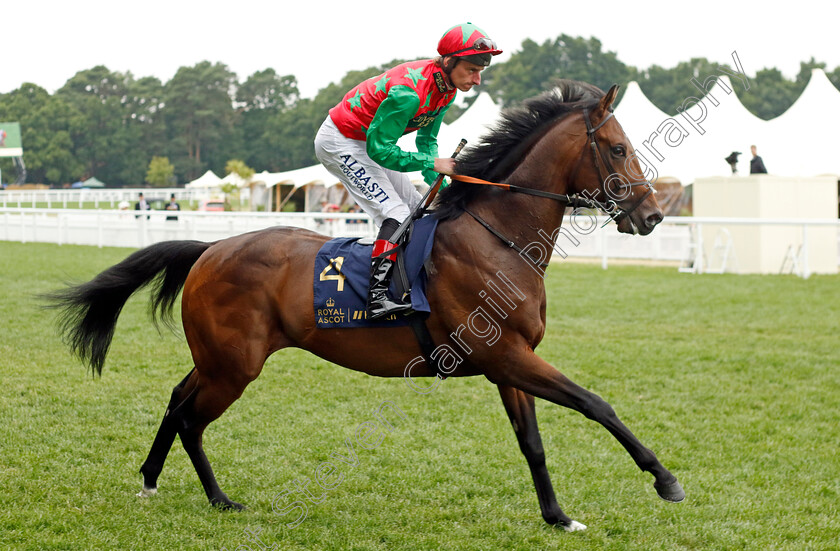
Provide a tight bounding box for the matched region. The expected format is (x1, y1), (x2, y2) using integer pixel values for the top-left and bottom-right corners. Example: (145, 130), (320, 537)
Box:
(611, 145), (626, 157)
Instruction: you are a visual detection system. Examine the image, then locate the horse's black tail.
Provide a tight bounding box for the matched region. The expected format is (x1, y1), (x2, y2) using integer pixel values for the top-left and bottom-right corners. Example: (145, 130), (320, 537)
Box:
(43, 240), (213, 376)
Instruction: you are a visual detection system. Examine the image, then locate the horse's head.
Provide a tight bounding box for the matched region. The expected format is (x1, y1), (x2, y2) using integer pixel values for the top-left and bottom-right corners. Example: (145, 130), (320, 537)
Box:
(437, 80), (663, 236)
(569, 85), (663, 236)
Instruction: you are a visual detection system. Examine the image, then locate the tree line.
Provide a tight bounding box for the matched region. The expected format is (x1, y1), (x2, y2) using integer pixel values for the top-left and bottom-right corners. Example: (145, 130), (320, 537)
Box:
(2, 34), (838, 187)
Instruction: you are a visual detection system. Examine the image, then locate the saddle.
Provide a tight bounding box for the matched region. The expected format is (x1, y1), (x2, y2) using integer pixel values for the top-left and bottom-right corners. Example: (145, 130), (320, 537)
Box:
(313, 215), (437, 329)
(312, 213), (448, 378)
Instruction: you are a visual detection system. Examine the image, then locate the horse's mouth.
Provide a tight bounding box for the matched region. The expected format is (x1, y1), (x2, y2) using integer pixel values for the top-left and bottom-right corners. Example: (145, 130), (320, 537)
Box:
(617, 216), (639, 235)
(617, 213), (659, 236)
(618, 205), (662, 235)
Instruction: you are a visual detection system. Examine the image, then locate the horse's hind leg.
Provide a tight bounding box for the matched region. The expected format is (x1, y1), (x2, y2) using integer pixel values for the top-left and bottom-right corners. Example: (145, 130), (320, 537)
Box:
(177, 318), (280, 511)
(138, 368), (197, 497)
(173, 375), (255, 510)
(139, 363), (255, 510)
(498, 385), (586, 531)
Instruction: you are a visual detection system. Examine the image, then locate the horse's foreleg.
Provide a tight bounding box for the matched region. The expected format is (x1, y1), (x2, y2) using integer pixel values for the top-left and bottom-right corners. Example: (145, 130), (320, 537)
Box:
(138, 368), (197, 497)
(497, 385), (586, 531)
(491, 354), (684, 503)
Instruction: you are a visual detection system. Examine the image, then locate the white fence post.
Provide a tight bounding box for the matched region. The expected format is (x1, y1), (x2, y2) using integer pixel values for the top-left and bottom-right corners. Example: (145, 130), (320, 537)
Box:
(97, 212), (103, 248)
(600, 222), (608, 270)
(801, 224), (810, 279)
(695, 223), (704, 274)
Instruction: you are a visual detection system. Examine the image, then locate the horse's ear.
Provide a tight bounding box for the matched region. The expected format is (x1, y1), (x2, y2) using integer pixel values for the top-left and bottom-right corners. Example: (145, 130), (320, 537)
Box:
(600, 84), (620, 111)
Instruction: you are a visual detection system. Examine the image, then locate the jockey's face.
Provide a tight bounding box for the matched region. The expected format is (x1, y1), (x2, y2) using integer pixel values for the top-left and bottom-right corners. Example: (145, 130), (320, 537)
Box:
(448, 59), (485, 92)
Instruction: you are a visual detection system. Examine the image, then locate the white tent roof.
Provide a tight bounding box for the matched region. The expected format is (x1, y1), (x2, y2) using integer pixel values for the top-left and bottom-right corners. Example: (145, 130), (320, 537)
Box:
(651, 75), (768, 183)
(614, 71), (840, 184)
(219, 172), (250, 188)
(251, 165), (340, 189)
(763, 68), (840, 176)
(185, 170), (222, 189)
(614, 81), (670, 143)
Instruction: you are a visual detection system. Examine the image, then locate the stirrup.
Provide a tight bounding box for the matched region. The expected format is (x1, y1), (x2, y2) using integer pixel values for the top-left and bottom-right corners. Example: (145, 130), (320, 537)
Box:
(367, 295), (413, 320)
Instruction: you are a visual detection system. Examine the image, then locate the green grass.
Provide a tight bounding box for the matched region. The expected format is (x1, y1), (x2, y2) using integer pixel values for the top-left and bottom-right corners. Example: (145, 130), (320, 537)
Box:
(1, 241), (838, 550)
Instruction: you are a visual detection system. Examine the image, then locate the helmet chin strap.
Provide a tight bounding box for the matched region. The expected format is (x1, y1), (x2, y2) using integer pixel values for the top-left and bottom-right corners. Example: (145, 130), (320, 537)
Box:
(441, 57), (458, 89)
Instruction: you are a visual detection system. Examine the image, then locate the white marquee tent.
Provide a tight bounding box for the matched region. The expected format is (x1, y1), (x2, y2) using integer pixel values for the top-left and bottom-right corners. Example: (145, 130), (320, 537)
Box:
(185, 170), (222, 189)
(614, 69), (840, 184)
(761, 68), (840, 177)
(619, 75), (769, 185)
(249, 165), (342, 211)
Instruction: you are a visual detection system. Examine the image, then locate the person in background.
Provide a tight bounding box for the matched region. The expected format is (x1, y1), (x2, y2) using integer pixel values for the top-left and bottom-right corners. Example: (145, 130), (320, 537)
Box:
(117, 200), (131, 219)
(750, 145), (768, 174)
(165, 193), (181, 221)
(135, 192), (150, 219)
(135, 192), (149, 211)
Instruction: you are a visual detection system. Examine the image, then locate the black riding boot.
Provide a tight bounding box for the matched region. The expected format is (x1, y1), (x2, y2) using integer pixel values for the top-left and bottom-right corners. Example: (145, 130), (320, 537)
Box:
(367, 218), (412, 320)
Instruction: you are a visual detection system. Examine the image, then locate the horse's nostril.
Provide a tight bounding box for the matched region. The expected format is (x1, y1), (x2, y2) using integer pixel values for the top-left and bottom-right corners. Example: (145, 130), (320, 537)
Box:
(645, 212), (663, 229)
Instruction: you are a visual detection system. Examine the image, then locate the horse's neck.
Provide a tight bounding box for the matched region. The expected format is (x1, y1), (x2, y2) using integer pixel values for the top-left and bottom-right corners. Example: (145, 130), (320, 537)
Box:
(479, 135), (576, 248)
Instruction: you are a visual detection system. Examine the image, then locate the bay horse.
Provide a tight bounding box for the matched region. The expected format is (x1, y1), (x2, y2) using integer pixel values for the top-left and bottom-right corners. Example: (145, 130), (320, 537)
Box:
(48, 80), (683, 531)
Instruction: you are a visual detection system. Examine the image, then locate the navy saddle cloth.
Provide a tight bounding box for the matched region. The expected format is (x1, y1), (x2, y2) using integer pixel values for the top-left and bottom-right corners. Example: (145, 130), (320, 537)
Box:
(313, 215), (439, 328)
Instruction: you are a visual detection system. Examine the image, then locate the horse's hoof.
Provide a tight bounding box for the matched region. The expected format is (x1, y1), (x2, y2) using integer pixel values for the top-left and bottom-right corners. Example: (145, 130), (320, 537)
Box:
(211, 497), (247, 511)
(136, 486), (157, 498)
(654, 479), (685, 502)
(561, 520), (587, 532)
(227, 501), (247, 511)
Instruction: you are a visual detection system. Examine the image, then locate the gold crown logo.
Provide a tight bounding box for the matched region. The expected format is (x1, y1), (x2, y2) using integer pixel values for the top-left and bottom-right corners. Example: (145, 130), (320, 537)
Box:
(325, 297), (335, 307)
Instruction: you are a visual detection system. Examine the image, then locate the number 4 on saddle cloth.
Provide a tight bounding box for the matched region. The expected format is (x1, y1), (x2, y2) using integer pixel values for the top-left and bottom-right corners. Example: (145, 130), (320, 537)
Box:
(313, 215), (439, 329)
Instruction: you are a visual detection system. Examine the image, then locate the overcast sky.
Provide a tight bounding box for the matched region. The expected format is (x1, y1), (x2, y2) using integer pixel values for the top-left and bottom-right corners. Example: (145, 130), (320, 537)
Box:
(5, 1), (839, 99)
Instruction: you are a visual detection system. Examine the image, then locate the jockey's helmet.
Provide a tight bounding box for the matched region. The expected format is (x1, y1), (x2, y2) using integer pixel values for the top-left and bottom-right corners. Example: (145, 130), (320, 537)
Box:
(437, 23), (502, 67)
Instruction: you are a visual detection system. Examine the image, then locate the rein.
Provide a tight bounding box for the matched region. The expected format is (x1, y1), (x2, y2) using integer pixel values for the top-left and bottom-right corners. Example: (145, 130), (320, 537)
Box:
(449, 174), (611, 211)
(448, 173), (609, 268)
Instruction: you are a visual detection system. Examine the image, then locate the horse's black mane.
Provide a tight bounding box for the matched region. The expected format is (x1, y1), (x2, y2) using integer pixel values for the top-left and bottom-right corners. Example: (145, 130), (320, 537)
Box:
(434, 80), (605, 221)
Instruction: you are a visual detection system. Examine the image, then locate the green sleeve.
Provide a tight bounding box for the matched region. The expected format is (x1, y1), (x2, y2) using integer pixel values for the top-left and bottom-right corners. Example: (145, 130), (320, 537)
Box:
(366, 85), (437, 177)
(416, 102), (451, 185)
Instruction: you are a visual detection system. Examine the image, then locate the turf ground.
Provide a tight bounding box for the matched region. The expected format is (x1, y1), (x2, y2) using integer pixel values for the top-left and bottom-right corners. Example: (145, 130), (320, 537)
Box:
(1, 240), (838, 550)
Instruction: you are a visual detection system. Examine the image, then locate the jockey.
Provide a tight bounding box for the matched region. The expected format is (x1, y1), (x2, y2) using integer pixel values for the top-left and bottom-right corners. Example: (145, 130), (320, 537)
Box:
(314, 23), (502, 320)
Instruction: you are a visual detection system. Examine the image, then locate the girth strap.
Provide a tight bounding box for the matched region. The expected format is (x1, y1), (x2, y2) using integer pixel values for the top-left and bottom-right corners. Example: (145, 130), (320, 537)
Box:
(406, 313), (447, 379)
(387, 218), (447, 380)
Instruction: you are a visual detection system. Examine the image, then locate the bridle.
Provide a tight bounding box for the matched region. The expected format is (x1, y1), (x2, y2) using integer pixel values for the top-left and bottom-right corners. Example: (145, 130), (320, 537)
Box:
(451, 107), (654, 224)
(447, 105), (656, 264)
(581, 107), (654, 224)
